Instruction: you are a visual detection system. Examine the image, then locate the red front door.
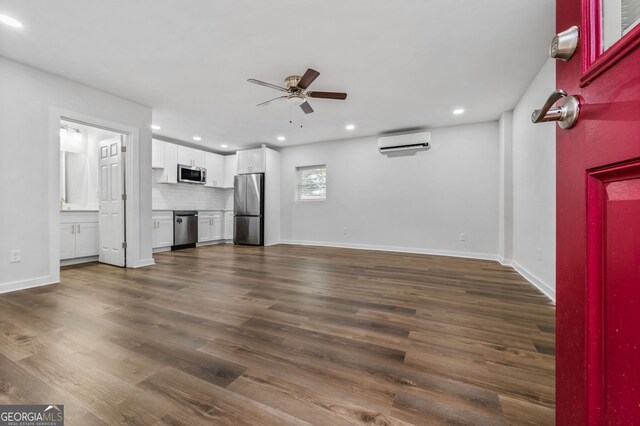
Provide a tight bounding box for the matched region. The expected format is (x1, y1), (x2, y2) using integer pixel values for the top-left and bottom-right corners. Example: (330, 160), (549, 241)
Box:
(556, 0), (640, 424)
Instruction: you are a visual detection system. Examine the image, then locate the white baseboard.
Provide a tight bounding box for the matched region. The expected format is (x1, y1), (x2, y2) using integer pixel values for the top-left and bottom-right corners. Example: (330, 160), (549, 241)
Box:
(280, 240), (556, 304)
(152, 247), (172, 254)
(510, 260), (556, 303)
(132, 258), (156, 268)
(496, 256), (513, 267)
(0, 275), (59, 295)
(60, 256), (98, 267)
(196, 240), (232, 247)
(279, 240), (499, 262)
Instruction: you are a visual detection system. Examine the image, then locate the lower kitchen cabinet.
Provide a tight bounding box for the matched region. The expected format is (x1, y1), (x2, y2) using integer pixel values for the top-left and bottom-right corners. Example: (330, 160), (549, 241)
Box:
(152, 211), (174, 249)
(224, 211), (233, 240)
(60, 212), (99, 260)
(198, 211), (224, 242)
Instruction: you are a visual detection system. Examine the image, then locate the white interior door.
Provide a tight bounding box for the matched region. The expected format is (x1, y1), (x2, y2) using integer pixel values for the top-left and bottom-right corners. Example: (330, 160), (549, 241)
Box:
(98, 136), (125, 266)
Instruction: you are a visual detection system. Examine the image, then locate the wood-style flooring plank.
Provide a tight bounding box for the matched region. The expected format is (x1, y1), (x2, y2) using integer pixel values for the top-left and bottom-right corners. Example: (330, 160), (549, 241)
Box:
(0, 244), (555, 425)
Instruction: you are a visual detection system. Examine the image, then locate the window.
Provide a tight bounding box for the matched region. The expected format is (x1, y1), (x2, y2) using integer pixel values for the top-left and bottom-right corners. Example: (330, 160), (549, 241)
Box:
(296, 165), (327, 201)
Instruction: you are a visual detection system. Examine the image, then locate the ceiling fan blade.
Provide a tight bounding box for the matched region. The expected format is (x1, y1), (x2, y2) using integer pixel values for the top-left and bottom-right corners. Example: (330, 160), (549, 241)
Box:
(297, 68), (320, 89)
(300, 101), (314, 114)
(247, 78), (288, 92)
(256, 96), (287, 107)
(307, 91), (347, 100)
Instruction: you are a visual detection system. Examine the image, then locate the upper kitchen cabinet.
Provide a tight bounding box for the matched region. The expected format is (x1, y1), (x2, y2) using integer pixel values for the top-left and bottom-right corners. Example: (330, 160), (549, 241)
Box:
(237, 146), (265, 174)
(224, 154), (237, 188)
(152, 139), (165, 169)
(178, 146), (205, 168)
(205, 152), (225, 188)
(155, 141), (178, 184)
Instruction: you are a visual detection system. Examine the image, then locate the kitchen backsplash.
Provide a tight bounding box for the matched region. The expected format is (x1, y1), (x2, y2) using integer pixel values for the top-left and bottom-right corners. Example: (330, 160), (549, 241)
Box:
(152, 170), (233, 211)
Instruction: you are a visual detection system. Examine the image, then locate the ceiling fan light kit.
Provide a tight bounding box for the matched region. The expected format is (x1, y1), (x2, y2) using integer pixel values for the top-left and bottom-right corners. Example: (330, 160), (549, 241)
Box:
(248, 68), (348, 115)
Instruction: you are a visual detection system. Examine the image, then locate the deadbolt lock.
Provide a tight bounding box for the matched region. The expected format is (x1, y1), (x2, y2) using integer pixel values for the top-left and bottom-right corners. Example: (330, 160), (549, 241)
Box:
(550, 26), (579, 61)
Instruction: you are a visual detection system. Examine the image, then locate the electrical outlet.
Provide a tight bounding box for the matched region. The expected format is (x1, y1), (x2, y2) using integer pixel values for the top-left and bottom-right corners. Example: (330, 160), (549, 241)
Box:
(9, 250), (21, 263)
(459, 233), (466, 242)
(343, 227), (348, 235)
(537, 248), (542, 261)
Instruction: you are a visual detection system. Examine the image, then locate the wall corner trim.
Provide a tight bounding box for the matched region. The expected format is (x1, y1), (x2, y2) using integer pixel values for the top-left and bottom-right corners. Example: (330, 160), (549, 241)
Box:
(510, 260), (556, 303)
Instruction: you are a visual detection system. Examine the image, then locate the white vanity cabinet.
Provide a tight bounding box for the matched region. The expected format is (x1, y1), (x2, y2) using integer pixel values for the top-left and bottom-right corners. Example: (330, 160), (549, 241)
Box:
(60, 212), (99, 260)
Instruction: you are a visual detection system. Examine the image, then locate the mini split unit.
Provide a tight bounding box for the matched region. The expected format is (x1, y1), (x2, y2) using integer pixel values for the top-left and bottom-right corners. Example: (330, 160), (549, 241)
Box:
(377, 131), (431, 154)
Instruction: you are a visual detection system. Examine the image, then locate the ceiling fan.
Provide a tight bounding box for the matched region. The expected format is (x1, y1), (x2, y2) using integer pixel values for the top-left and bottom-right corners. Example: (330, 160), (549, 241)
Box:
(247, 68), (347, 114)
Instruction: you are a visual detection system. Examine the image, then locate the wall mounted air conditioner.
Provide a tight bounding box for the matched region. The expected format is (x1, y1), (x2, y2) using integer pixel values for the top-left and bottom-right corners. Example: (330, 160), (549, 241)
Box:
(377, 132), (431, 153)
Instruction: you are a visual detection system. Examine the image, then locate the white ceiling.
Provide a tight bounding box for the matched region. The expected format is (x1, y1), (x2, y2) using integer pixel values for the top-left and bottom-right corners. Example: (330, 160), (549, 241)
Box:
(0, 0), (555, 152)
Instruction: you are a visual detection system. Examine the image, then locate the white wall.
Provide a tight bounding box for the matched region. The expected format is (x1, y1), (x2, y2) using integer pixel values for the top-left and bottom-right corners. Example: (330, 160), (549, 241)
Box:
(0, 56), (153, 293)
(498, 111), (514, 261)
(510, 58), (556, 300)
(280, 122), (500, 258)
(152, 176), (233, 211)
(264, 148), (281, 246)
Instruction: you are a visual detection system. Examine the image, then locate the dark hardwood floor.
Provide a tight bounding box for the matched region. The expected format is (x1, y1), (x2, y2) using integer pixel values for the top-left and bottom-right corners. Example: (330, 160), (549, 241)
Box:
(0, 244), (555, 425)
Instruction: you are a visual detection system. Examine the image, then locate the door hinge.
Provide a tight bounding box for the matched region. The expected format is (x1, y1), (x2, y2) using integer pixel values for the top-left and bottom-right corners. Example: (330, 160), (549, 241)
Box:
(122, 242), (127, 249)
(121, 146), (127, 153)
(122, 193), (127, 201)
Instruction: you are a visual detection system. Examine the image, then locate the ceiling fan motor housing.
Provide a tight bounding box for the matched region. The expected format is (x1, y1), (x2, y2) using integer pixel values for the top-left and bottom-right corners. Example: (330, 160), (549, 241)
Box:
(285, 75), (302, 90)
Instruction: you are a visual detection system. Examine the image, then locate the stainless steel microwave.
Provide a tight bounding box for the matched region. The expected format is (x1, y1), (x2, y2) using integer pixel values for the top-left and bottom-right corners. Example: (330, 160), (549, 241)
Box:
(177, 164), (206, 184)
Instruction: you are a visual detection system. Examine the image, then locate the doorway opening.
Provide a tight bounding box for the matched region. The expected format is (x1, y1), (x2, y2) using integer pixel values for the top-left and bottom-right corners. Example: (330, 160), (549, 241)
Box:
(59, 118), (127, 267)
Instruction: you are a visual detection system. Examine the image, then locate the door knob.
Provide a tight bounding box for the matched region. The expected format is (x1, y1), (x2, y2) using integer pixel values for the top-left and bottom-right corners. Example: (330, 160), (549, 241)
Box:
(531, 90), (580, 129)
(550, 26), (579, 61)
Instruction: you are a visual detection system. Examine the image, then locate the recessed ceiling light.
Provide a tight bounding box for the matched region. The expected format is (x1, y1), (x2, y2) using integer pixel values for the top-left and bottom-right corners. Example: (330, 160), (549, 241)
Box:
(0, 14), (23, 28)
(221, 144), (228, 148)
(453, 108), (465, 115)
(345, 124), (355, 130)
(150, 125), (161, 130)
(277, 136), (286, 141)
(193, 136), (202, 141)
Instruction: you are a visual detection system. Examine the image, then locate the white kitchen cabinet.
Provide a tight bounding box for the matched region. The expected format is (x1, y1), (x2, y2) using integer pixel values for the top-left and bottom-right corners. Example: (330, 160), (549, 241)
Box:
(205, 152), (225, 188)
(156, 142), (178, 184)
(212, 212), (223, 240)
(224, 154), (237, 188)
(198, 211), (224, 242)
(178, 146), (205, 168)
(224, 211), (234, 240)
(198, 216), (211, 242)
(152, 139), (165, 169)
(237, 147), (265, 174)
(60, 212), (99, 260)
(152, 211), (174, 248)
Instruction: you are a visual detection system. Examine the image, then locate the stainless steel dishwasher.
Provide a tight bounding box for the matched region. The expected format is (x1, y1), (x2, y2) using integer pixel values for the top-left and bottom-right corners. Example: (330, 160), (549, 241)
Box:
(173, 211), (198, 250)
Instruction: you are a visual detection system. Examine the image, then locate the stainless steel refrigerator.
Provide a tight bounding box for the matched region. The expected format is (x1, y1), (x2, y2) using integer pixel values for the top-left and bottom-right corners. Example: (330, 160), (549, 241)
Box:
(234, 173), (264, 245)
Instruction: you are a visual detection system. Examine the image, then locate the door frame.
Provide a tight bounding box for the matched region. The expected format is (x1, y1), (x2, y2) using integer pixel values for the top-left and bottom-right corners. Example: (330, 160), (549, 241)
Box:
(49, 108), (141, 279)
